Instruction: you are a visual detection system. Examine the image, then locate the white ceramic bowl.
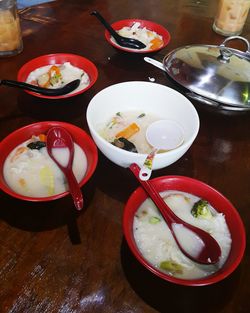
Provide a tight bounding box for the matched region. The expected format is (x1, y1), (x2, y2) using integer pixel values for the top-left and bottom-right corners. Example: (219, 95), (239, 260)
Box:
(86, 81), (199, 169)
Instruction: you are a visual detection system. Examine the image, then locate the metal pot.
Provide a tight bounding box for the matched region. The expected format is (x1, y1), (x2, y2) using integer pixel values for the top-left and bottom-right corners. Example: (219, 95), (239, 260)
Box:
(145, 36), (250, 112)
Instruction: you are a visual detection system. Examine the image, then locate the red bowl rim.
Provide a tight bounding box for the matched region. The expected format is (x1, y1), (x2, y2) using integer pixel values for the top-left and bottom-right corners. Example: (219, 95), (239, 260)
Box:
(17, 53), (98, 99)
(104, 19), (171, 53)
(123, 175), (246, 286)
(0, 121), (98, 202)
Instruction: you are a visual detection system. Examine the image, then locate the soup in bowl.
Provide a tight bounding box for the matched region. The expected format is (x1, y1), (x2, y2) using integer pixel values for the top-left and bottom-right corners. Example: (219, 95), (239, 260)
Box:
(104, 19), (170, 53)
(17, 53), (98, 99)
(123, 176), (246, 286)
(87, 81), (199, 170)
(0, 121), (98, 202)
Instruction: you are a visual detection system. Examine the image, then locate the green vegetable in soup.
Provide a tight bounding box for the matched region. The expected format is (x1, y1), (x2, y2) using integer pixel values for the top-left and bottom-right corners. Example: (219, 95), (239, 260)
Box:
(160, 260), (183, 274)
(149, 216), (161, 224)
(107, 113), (123, 129)
(191, 199), (213, 219)
(137, 113), (145, 118)
(50, 73), (62, 86)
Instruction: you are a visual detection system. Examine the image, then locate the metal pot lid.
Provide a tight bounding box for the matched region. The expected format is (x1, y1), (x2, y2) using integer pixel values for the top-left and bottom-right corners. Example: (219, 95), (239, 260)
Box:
(163, 36), (250, 109)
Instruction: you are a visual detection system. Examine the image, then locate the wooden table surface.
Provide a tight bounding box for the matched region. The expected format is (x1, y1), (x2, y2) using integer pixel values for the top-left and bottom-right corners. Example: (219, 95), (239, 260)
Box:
(0, 0), (250, 312)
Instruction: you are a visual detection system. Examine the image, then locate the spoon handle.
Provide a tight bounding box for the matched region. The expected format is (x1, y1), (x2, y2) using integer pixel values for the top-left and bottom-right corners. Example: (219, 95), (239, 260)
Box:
(129, 163), (221, 264)
(1, 79), (54, 93)
(65, 169), (84, 210)
(1, 79), (80, 96)
(144, 57), (166, 72)
(139, 148), (158, 181)
(130, 163), (177, 225)
(91, 10), (121, 42)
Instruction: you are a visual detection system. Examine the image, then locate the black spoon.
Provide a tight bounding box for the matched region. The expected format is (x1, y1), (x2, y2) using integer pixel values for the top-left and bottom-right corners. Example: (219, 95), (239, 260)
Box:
(0, 79), (81, 96)
(91, 10), (146, 50)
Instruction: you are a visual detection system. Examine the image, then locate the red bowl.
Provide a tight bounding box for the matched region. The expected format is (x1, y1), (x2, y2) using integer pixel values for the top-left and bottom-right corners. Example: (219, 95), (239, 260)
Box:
(123, 176), (246, 286)
(0, 121), (98, 202)
(17, 53), (98, 99)
(105, 19), (171, 53)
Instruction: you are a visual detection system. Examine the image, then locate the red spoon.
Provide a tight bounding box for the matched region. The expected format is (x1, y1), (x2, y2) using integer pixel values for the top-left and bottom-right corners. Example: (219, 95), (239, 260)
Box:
(46, 127), (83, 210)
(130, 163), (221, 265)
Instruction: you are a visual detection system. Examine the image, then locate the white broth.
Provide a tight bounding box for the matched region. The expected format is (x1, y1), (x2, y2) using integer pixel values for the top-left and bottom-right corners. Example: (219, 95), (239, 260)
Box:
(133, 191), (232, 279)
(26, 62), (90, 94)
(3, 136), (87, 197)
(100, 111), (160, 154)
(111, 22), (164, 51)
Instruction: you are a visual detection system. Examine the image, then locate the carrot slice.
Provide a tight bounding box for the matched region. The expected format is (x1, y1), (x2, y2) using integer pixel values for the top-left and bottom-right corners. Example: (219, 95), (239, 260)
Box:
(11, 146), (28, 162)
(38, 134), (46, 142)
(115, 123), (140, 139)
(150, 37), (163, 50)
(48, 65), (61, 77)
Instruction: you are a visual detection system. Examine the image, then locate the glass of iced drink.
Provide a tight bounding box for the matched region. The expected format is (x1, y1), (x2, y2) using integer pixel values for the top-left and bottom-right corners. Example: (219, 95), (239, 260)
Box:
(213, 0), (250, 36)
(0, 0), (23, 57)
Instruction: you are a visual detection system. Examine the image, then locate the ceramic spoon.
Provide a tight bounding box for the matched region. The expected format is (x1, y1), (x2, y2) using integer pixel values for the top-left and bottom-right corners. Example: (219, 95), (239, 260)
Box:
(139, 120), (184, 181)
(144, 56), (166, 71)
(0, 79), (80, 96)
(91, 10), (146, 50)
(130, 163), (221, 265)
(46, 127), (83, 210)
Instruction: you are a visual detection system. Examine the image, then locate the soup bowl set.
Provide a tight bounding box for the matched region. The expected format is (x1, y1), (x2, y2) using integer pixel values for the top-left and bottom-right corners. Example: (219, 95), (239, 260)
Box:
(86, 81), (246, 286)
(0, 121), (98, 202)
(0, 18), (246, 287)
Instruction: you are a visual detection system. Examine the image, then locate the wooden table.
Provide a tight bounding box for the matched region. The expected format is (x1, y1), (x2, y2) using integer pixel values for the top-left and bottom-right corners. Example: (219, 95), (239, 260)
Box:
(0, 1), (250, 312)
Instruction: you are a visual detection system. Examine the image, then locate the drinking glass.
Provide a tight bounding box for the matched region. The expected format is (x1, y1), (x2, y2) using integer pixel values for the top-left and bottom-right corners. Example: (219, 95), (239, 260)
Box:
(0, 0), (23, 57)
(213, 0), (250, 36)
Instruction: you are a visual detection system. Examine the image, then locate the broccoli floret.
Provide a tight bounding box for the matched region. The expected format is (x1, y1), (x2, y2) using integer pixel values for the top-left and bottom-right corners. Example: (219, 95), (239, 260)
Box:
(191, 199), (213, 219)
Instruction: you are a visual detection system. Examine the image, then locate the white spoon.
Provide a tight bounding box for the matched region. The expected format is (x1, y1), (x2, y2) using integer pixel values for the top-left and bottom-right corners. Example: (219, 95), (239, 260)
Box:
(144, 56), (166, 72)
(139, 120), (184, 180)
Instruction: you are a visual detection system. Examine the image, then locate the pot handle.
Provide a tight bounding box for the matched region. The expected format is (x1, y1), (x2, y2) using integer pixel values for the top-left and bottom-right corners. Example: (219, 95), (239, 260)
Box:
(185, 92), (220, 107)
(186, 92), (250, 111)
(220, 36), (250, 54)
